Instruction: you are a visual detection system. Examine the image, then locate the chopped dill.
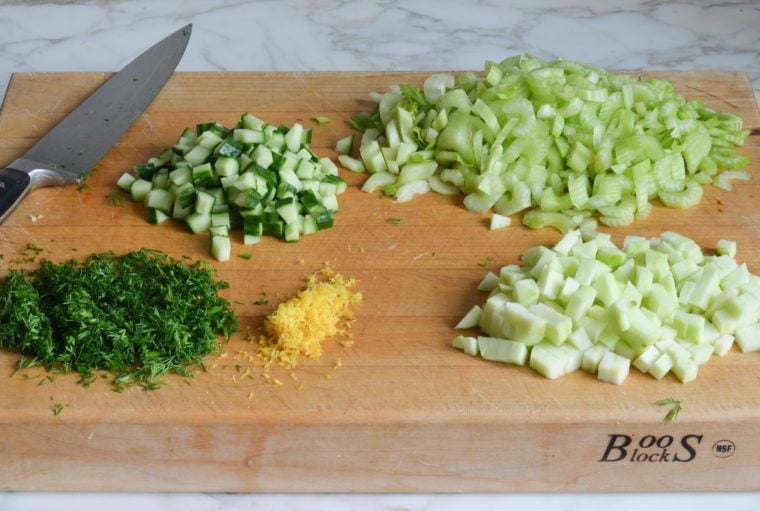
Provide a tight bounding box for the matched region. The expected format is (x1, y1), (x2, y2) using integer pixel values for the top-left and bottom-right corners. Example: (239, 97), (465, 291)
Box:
(386, 217), (403, 226)
(106, 192), (125, 207)
(477, 256), (494, 267)
(52, 403), (64, 416)
(254, 299), (269, 305)
(0, 249), (238, 391)
(240, 252), (253, 260)
(655, 398), (683, 424)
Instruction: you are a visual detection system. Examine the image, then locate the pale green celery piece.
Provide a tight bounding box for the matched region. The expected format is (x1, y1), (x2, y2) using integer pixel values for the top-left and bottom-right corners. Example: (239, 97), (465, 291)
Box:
(633, 345), (661, 373)
(597, 351), (630, 385)
(452, 335), (479, 356)
(581, 345), (609, 374)
(456, 305), (482, 329)
(529, 303), (572, 345)
(714, 169), (750, 191)
(395, 180), (430, 202)
(513, 278), (540, 307)
(735, 323), (760, 352)
(490, 213), (512, 230)
(361, 172), (396, 193)
(358, 140), (384, 173)
(428, 175), (460, 196)
(713, 334), (735, 356)
(398, 161), (437, 185)
(649, 353), (674, 380)
(477, 336), (529, 366)
(523, 210), (581, 233)
(504, 302), (547, 346)
(338, 154), (366, 173)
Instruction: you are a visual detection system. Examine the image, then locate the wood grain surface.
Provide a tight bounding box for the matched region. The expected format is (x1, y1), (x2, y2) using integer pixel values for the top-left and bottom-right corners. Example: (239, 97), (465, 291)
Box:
(0, 71), (758, 492)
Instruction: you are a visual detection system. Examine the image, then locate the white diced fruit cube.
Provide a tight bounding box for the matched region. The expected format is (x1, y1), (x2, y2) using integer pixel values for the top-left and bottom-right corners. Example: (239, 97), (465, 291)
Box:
(452, 335), (478, 356)
(735, 323), (760, 352)
(597, 351), (630, 385)
(477, 336), (528, 366)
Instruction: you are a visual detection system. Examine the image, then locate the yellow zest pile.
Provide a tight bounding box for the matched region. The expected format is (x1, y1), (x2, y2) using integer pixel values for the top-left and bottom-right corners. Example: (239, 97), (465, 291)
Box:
(258, 267), (362, 369)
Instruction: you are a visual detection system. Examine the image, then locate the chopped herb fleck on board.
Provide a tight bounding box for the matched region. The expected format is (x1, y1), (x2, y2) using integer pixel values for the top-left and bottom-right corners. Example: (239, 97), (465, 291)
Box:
(0, 249), (238, 391)
(655, 398), (682, 424)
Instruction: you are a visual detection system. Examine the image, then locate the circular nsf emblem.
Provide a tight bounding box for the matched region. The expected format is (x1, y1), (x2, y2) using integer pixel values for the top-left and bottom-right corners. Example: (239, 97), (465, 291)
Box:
(712, 439), (736, 458)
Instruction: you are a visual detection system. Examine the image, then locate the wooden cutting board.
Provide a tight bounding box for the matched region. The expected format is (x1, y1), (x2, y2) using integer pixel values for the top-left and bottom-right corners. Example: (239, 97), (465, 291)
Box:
(0, 70), (758, 492)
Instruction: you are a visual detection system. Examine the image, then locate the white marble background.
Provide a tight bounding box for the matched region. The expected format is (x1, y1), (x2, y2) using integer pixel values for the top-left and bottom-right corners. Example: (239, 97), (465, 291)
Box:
(1, 0), (759, 510)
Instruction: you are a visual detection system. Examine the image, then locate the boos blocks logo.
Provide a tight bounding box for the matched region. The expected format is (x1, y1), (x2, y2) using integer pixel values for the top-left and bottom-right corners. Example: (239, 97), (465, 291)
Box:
(598, 434), (736, 463)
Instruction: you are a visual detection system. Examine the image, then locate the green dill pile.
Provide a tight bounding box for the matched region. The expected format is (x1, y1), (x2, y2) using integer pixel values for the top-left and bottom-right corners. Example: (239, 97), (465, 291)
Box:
(0, 249), (237, 390)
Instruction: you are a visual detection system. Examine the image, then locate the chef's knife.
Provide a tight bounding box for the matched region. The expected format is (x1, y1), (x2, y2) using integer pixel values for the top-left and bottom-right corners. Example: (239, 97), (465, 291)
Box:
(0, 24), (192, 224)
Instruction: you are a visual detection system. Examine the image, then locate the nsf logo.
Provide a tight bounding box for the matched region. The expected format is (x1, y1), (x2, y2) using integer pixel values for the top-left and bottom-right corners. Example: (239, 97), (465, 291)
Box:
(712, 439), (736, 458)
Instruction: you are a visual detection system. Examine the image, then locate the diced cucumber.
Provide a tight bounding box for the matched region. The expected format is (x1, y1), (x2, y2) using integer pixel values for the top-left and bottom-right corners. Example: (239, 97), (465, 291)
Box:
(210, 234), (231, 262)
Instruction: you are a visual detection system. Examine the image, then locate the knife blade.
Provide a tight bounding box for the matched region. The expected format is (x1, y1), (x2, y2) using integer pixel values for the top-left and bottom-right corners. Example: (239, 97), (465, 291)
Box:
(0, 24), (192, 224)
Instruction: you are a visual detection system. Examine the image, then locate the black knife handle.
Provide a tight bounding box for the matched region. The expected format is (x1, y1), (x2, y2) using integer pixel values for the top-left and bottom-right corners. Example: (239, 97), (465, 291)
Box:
(0, 167), (32, 224)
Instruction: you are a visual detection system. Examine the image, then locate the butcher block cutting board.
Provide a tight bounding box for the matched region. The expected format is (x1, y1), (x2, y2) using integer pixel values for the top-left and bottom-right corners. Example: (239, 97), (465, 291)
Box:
(0, 70), (759, 493)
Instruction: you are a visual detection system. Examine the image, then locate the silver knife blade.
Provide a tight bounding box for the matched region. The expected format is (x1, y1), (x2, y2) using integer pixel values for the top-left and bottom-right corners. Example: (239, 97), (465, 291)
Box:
(22, 24), (192, 179)
(0, 24), (191, 223)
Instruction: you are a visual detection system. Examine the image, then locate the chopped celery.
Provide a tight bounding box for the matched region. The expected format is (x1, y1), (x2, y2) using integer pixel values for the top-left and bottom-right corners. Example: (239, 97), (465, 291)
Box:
(350, 55), (748, 230)
(454, 230), (760, 384)
(490, 213), (512, 230)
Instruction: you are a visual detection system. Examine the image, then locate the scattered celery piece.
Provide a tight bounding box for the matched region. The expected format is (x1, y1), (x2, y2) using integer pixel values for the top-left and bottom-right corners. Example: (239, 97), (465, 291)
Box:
(350, 55), (748, 229)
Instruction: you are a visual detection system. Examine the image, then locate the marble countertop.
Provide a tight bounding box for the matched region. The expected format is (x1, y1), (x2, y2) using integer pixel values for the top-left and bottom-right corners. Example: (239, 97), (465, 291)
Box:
(0, 1), (758, 510)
